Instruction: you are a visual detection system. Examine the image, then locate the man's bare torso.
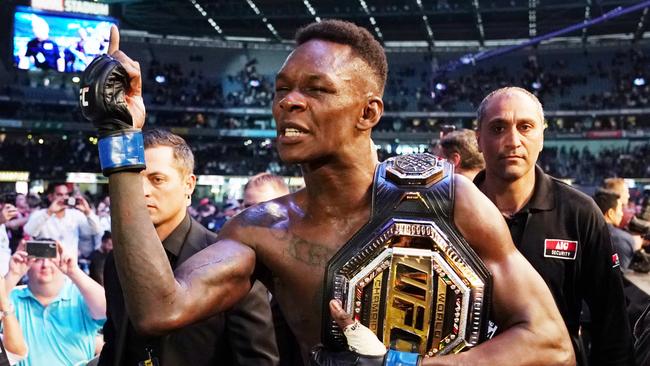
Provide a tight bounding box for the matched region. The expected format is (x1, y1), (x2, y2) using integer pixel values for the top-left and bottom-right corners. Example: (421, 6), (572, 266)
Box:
(221, 189), (372, 357)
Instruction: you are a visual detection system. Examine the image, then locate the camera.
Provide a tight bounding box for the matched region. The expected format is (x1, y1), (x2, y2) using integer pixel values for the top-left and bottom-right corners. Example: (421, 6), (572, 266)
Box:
(26, 240), (57, 258)
(66, 197), (79, 207)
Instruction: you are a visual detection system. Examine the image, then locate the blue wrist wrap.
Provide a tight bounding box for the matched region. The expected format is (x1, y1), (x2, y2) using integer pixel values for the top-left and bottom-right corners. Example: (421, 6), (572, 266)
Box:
(98, 131), (145, 176)
(384, 350), (420, 366)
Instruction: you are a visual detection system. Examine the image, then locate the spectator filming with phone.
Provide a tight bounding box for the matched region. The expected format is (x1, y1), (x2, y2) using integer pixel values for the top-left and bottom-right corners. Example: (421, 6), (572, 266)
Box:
(24, 182), (101, 256)
(0, 245), (28, 366)
(4, 240), (105, 366)
(0, 198), (19, 276)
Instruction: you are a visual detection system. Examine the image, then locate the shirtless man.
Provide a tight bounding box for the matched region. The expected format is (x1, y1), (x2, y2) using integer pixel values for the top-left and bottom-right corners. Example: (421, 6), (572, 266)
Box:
(81, 20), (573, 365)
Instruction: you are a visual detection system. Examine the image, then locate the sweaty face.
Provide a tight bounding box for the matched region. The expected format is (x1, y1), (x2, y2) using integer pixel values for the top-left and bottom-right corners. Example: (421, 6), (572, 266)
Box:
(477, 91), (544, 182)
(272, 40), (369, 164)
(141, 146), (194, 228)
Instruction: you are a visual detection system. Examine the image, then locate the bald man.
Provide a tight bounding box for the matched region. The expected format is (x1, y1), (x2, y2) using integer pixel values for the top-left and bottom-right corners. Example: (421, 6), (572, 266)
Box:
(243, 173), (291, 209)
(474, 86), (634, 366)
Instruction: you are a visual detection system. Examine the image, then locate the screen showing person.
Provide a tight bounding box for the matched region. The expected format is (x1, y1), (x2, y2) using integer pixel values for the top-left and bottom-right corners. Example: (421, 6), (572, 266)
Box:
(13, 6), (117, 73)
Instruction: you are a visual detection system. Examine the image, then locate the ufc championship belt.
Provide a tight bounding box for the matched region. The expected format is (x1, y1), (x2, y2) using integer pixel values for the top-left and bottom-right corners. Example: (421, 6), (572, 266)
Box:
(322, 153), (492, 357)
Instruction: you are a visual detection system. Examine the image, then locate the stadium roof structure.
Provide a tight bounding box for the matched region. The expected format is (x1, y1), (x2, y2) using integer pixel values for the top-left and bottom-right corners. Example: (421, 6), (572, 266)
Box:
(104, 0), (647, 48)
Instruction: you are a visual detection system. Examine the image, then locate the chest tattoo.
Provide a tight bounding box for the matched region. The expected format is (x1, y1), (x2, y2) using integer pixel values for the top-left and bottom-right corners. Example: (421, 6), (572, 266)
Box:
(284, 234), (338, 267)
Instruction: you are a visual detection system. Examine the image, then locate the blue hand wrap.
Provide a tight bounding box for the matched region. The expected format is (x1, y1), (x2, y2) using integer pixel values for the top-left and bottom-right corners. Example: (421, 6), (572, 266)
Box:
(384, 350), (420, 366)
(98, 130), (145, 176)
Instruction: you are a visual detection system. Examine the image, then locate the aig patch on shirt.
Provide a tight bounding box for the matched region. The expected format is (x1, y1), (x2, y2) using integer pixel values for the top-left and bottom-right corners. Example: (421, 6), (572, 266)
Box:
(612, 253), (620, 268)
(544, 239), (578, 260)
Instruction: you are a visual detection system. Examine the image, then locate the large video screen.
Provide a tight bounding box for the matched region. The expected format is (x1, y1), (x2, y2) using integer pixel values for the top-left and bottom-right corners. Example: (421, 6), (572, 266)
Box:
(13, 6), (117, 73)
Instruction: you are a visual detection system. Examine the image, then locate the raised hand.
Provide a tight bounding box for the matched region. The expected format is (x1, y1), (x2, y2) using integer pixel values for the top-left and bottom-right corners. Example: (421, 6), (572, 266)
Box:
(79, 24), (147, 176)
(54, 240), (79, 277)
(8, 249), (35, 280)
(47, 198), (67, 215)
(0, 203), (18, 224)
(106, 25), (145, 129)
(74, 195), (92, 216)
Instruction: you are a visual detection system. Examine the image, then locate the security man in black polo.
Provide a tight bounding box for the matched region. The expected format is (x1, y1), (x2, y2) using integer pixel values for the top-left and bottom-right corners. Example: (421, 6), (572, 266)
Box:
(474, 86), (634, 366)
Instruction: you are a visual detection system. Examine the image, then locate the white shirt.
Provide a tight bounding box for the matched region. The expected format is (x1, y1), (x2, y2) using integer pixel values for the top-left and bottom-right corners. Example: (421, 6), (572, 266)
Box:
(23, 209), (101, 255)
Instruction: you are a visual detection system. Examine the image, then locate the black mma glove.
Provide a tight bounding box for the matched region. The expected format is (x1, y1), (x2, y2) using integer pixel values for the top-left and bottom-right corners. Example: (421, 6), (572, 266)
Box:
(80, 54), (145, 176)
(310, 346), (421, 366)
(310, 320), (421, 366)
(310, 346), (385, 366)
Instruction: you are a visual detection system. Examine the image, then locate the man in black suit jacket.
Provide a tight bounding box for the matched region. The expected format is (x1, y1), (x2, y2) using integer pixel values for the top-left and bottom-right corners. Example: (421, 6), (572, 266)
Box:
(98, 129), (279, 366)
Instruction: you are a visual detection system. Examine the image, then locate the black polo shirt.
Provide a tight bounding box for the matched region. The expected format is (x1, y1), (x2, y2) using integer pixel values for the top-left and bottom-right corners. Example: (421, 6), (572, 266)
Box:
(475, 165), (634, 366)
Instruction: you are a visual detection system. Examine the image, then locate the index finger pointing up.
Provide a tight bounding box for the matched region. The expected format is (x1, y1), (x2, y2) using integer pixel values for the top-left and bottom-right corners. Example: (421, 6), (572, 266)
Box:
(108, 24), (120, 55)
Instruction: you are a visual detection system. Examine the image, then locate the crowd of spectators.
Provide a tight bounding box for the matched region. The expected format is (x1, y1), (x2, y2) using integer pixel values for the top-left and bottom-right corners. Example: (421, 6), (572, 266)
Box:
(146, 58), (274, 109)
(421, 57), (587, 112)
(0, 134), (97, 179)
(0, 133), (301, 179)
(540, 143), (650, 185)
(147, 60), (224, 108)
(2, 46), (649, 119)
(3, 129), (650, 183)
(577, 49), (650, 110)
(0, 175), (292, 365)
(3, 97), (648, 135)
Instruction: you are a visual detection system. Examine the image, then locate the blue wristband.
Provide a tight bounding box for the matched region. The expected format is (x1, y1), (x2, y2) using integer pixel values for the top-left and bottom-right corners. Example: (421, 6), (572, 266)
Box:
(98, 131), (145, 175)
(385, 350), (420, 366)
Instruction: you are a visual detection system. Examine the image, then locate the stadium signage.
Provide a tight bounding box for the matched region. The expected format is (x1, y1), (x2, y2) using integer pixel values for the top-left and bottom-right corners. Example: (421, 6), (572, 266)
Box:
(0, 172), (29, 182)
(64, 0), (109, 16)
(31, 0), (110, 16)
(31, 0), (64, 12)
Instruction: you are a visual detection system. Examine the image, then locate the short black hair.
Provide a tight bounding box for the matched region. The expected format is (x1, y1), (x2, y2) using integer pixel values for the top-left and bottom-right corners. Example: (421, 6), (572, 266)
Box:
(593, 188), (620, 215)
(143, 129), (195, 176)
(295, 19), (387, 93)
(45, 181), (68, 195)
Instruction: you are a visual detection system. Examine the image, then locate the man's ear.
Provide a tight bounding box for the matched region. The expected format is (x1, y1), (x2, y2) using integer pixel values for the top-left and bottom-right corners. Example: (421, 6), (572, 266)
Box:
(476, 130), (482, 153)
(449, 152), (462, 168)
(604, 207), (615, 223)
(357, 96), (383, 131)
(185, 174), (197, 200)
